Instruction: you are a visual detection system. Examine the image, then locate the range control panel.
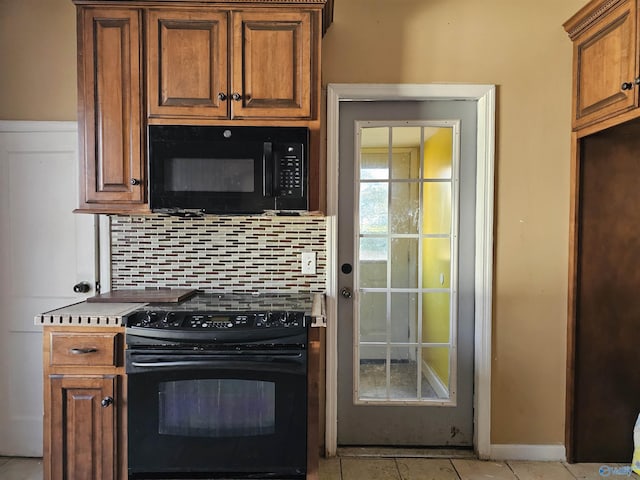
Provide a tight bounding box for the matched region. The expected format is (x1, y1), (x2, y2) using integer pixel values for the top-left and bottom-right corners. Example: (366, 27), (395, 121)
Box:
(126, 310), (306, 331)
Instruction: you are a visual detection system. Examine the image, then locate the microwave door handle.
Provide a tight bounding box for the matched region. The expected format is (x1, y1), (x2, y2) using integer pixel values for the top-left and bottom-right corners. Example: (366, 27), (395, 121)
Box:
(263, 142), (274, 197)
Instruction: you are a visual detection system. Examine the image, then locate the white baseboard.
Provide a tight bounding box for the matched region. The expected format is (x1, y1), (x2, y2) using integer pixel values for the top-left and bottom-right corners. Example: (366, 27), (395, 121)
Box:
(489, 444), (566, 461)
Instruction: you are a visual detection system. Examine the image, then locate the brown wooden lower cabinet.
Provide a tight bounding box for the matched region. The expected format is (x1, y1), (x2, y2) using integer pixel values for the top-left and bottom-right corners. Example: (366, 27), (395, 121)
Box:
(43, 327), (126, 480)
(49, 375), (118, 480)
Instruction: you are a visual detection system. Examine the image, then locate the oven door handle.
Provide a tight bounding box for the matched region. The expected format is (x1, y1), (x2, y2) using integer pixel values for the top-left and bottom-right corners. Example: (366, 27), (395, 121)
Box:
(127, 353), (306, 375)
(132, 361), (224, 368)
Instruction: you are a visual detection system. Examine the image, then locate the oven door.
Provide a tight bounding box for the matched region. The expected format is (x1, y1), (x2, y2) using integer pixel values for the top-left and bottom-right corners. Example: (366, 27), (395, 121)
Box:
(126, 349), (307, 479)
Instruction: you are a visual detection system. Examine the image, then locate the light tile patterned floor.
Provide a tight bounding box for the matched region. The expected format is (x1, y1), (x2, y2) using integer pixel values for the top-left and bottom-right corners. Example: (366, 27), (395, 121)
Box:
(0, 457), (42, 480)
(319, 457), (639, 480)
(0, 455), (637, 480)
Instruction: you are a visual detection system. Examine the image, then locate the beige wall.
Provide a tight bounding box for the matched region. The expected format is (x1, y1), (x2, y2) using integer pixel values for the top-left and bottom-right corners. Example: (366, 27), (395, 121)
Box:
(0, 0), (77, 120)
(1, 0), (589, 446)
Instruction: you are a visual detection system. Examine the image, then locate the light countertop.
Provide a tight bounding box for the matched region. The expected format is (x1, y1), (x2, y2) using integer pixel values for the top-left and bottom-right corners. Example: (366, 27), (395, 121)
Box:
(35, 301), (147, 327)
(34, 293), (326, 328)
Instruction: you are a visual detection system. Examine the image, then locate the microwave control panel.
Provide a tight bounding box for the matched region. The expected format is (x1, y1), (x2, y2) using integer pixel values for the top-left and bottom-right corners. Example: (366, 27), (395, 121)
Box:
(276, 144), (304, 197)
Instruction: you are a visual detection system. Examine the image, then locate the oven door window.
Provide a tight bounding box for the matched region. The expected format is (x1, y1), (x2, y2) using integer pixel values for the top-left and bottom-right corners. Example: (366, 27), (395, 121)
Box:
(159, 378), (275, 437)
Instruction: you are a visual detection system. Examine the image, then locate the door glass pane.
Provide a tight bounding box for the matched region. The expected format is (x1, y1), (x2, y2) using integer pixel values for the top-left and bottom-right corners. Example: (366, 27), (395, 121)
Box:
(390, 182), (419, 234)
(422, 292), (451, 344)
(390, 238), (418, 288)
(359, 258), (387, 288)
(360, 182), (388, 234)
(390, 126), (421, 180)
(423, 183), (451, 234)
(359, 292), (387, 342)
(390, 292), (418, 343)
(356, 121), (458, 405)
(424, 127), (453, 179)
(361, 127), (390, 160)
(389, 346), (418, 399)
(359, 346), (387, 399)
(421, 347), (451, 399)
(422, 238), (451, 289)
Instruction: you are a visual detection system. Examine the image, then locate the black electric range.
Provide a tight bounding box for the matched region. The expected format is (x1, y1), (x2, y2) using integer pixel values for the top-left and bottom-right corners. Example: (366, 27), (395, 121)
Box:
(124, 292), (312, 479)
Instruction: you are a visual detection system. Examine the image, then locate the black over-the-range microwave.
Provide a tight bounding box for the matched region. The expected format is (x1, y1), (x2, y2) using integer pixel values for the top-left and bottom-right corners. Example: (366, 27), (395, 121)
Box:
(148, 125), (309, 215)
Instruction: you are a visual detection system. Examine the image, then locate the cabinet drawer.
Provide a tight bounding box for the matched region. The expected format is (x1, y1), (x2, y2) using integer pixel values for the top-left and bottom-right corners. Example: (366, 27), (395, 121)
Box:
(49, 332), (119, 366)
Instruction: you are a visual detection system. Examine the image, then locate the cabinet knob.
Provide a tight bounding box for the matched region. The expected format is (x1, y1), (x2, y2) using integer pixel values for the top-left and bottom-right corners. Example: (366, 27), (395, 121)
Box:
(621, 82), (634, 91)
(130, 178), (141, 186)
(101, 396), (114, 408)
(73, 281), (91, 293)
(231, 92), (242, 101)
(218, 92), (227, 101)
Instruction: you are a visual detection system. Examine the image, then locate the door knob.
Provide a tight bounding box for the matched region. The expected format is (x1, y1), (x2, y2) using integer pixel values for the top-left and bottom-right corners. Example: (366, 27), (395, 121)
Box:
(621, 82), (634, 91)
(101, 396), (113, 408)
(340, 287), (352, 299)
(73, 282), (91, 293)
(231, 92), (242, 101)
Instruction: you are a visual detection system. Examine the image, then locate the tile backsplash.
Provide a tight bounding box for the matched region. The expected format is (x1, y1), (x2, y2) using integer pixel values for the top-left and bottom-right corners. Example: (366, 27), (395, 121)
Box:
(110, 214), (327, 293)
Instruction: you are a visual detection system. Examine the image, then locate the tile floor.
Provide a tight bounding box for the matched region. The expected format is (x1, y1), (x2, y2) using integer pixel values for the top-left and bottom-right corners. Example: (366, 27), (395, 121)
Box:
(1, 455), (637, 480)
(320, 456), (638, 480)
(0, 456), (42, 480)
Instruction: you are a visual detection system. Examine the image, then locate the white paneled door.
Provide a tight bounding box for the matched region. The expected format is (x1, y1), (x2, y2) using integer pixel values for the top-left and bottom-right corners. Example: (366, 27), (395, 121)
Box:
(0, 121), (98, 456)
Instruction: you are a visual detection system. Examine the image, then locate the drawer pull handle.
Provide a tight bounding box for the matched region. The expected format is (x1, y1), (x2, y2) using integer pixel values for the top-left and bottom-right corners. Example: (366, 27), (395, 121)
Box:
(70, 347), (98, 355)
(101, 396), (113, 408)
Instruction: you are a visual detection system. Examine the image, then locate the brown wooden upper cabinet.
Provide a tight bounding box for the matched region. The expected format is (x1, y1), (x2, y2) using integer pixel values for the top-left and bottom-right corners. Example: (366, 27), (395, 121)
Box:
(564, 0), (640, 131)
(76, 7), (146, 213)
(147, 9), (314, 120)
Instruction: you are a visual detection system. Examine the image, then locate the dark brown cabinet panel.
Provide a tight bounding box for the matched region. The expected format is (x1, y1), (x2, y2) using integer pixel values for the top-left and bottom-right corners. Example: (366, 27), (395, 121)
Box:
(232, 10), (313, 119)
(147, 9), (228, 119)
(569, 122), (640, 462)
(49, 375), (117, 480)
(77, 8), (145, 212)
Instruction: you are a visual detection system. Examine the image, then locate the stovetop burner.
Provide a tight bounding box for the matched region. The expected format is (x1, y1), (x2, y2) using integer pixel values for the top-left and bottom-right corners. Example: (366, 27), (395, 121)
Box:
(124, 292), (313, 344)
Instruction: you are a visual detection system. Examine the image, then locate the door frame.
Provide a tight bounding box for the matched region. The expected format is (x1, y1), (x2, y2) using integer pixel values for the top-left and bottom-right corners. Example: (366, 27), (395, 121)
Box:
(325, 83), (496, 458)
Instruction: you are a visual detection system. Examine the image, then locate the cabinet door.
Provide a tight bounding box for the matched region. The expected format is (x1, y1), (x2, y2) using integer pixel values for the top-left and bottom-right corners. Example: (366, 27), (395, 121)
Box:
(78, 8), (144, 209)
(147, 9), (228, 119)
(48, 375), (117, 480)
(232, 10), (313, 119)
(570, 0), (638, 129)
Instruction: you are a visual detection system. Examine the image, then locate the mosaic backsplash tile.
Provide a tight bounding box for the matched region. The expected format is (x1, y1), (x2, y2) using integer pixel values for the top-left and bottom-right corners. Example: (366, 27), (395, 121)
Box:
(110, 215), (327, 293)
